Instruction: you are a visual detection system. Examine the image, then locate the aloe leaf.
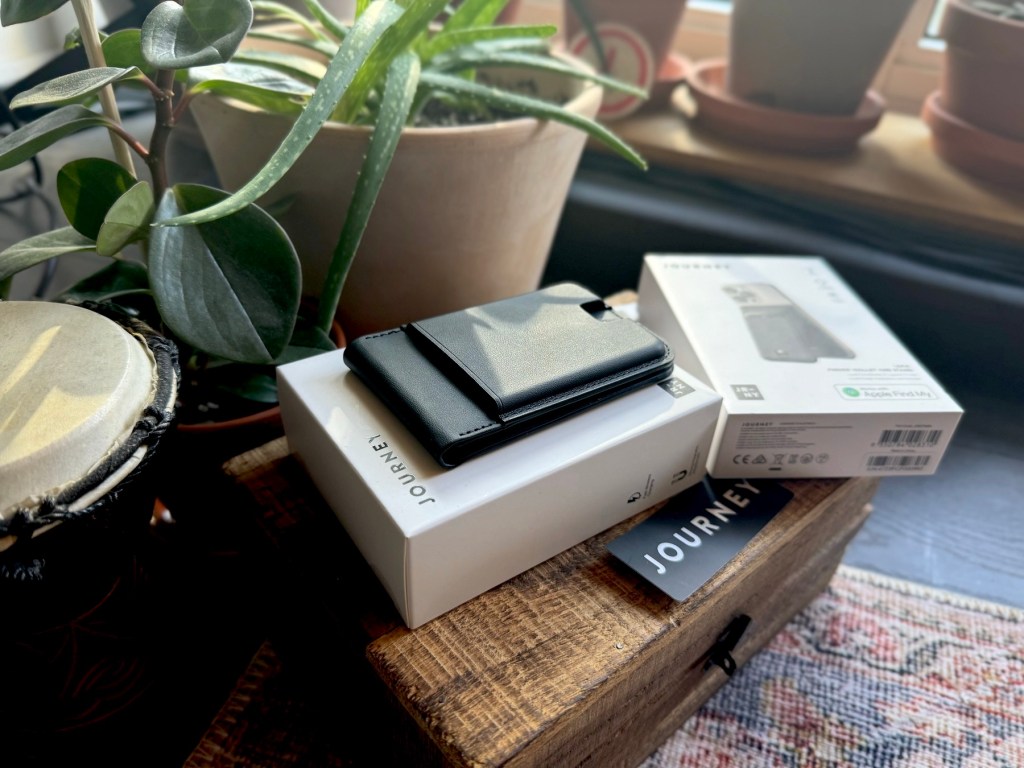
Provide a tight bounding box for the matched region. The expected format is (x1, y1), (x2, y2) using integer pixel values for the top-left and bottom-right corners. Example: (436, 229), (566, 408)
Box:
(419, 70), (647, 169)
(301, 0), (350, 40)
(141, 0), (254, 69)
(10, 66), (142, 110)
(149, 184), (301, 364)
(231, 49), (329, 85)
(251, 0), (330, 40)
(432, 49), (648, 98)
(421, 24), (555, 59)
(157, 0), (404, 229)
(245, 29), (340, 58)
(1, 0), (68, 25)
(332, 0), (449, 124)
(355, 0), (372, 18)
(318, 50), (419, 331)
(0, 227), (96, 282)
(57, 157), (137, 240)
(96, 181), (155, 257)
(565, 0), (606, 72)
(0, 105), (115, 172)
(442, 0), (508, 31)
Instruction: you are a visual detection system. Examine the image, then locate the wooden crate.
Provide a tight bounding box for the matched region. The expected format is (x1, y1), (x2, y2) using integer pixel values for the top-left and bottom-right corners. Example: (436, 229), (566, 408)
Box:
(219, 437), (877, 767)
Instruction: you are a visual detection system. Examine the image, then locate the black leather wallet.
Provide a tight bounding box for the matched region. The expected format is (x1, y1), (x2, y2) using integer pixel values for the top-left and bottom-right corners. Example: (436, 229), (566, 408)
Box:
(342, 283), (675, 467)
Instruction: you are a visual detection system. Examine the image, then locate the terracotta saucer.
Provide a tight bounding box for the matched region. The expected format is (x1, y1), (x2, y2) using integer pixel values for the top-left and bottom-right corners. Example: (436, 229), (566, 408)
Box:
(680, 58), (886, 154)
(921, 90), (1024, 189)
(637, 52), (690, 115)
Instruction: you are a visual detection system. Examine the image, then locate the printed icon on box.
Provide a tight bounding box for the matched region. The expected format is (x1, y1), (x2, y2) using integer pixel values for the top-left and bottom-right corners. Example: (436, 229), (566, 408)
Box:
(843, 387), (861, 397)
(731, 384), (764, 401)
(568, 22), (655, 120)
(628, 491), (642, 503)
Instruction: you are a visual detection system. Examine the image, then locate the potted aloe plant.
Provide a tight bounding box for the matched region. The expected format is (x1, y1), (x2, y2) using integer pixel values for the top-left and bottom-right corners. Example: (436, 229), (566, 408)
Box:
(186, 0), (647, 336)
(0, 0), (646, 427)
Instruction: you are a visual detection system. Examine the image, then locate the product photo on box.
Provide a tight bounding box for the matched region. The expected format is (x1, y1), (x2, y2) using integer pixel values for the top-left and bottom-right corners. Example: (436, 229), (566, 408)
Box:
(637, 254), (964, 479)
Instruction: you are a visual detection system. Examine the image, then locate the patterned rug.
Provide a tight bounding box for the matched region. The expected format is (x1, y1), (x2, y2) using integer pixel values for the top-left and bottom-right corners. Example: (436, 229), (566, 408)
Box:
(186, 565), (1024, 767)
(641, 565), (1024, 768)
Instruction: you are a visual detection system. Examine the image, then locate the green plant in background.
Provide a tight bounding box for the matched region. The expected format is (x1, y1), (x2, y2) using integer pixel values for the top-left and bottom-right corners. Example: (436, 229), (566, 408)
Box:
(0, 0), (646, 419)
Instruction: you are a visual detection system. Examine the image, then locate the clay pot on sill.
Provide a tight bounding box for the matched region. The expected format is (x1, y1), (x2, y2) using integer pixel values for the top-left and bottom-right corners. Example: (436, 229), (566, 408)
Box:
(920, 0), (1024, 187)
(727, 0), (915, 117)
(189, 34), (602, 340)
(561, 0), (690, 119)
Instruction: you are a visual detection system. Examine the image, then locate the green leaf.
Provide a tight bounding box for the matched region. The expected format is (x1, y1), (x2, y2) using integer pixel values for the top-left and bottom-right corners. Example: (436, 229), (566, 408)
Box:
(0, 227), (96, 282)
(244, 29), (340, 59)
(141, 0), (254, 69)
(318, 50), (419, 331)
(433, 49), (648, 98)
(0, 105), (114, 172)
(252, 0), (330, 40)
(57, 157), (137, 240)
(188, 63), (313, 114)
(277, 322), (335, 365)
(419, 70), (647, 169)
(58, 260), (152, 304)
(157, 0), (405, 229)
(333, 0), (449, 123)
(230, 49), (329, 85)
(421, 24), (555, 60)
(566, 0), (606, 72)
(10, 66), (142, 109)
(301, 0), (350, 40)
(442, 0), (508, 32)
(149, 184), (301, 365)
(101, 29), (152, 73)
(96, 181), (155, 256)
(1, 0), (68, 25)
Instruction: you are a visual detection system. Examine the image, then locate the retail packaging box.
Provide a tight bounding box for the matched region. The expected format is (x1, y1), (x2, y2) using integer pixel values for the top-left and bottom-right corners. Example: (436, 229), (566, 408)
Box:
(278, 350), (721, 629)
(637, 254), (963, 479)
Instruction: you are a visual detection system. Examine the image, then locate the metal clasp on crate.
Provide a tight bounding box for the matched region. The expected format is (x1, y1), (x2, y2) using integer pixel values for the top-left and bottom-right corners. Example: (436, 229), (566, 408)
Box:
(704, 614), (752, 676)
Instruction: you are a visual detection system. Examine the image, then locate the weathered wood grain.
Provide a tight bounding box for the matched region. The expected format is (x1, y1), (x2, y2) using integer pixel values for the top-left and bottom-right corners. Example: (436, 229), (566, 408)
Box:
(223, 437), (877, 767)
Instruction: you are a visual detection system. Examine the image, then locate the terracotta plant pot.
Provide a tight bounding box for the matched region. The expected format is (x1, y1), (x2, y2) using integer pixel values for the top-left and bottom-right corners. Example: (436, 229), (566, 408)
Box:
(190, 53), (602, 339)
(727, 0), (915, 116)
(561, 0), (688, 119)
(938, 0), (1024, 142)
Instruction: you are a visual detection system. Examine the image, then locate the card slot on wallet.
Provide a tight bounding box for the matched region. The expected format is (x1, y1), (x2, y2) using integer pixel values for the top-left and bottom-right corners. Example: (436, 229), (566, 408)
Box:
(342, 283), (675, 467)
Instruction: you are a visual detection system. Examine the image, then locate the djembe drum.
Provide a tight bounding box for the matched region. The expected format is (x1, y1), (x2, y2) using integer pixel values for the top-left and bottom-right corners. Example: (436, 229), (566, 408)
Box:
(0, 299), (179, 758)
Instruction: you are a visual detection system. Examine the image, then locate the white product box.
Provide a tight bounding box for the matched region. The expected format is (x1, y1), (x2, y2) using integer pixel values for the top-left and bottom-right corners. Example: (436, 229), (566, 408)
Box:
(278, 350), (721, 629)
(637, 254), (964, 479)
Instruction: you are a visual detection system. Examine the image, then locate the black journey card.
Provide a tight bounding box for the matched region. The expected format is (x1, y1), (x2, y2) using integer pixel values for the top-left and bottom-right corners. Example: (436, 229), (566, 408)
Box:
(607, 477), (794, 601)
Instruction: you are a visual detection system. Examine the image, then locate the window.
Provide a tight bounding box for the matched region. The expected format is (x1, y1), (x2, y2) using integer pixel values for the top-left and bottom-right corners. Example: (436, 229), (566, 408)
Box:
(520, 0), (949, 116)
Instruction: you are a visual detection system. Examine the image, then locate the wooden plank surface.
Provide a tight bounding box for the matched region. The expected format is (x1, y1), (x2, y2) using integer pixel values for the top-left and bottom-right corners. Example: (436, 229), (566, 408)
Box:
(222, 437), (878, 767)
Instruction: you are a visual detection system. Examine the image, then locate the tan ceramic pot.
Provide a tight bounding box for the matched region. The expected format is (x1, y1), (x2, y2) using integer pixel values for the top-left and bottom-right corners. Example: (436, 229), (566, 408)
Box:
(728, 0), (915, 116)
(939, 0), (1024, 142)
(190, 53), (602, 338)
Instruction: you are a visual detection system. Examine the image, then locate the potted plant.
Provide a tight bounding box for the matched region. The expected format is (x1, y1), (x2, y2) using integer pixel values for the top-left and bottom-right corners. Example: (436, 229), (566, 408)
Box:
(920, 0), (1024, 186)
(559, 0), (688, 118)
(726, 0), (916, 116)
(184, 0), (647, 337)
(0, 0), (646, 430)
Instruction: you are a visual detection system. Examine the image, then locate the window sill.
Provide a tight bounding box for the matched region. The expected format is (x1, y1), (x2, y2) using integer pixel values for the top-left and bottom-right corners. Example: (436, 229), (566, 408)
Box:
(596, 93), (1024, 248)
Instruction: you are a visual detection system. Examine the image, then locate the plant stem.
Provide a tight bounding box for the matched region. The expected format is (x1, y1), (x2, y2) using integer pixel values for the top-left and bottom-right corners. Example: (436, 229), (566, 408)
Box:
(70, 0), (137, 176)
(147, 70), (177, 203)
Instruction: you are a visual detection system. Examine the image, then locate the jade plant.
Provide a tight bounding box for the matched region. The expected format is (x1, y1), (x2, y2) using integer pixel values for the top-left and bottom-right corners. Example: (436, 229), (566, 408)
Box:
(0, 0), (646, 421)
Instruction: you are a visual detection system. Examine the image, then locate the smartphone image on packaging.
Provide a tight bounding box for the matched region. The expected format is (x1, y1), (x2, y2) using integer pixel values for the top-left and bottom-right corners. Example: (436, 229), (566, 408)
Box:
(723, 283), (855, 363)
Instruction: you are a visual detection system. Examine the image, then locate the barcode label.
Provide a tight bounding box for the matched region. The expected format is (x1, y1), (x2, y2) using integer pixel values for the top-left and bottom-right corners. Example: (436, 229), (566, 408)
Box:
(878, 429), (942, 448)
(866, 455), (932, 471)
